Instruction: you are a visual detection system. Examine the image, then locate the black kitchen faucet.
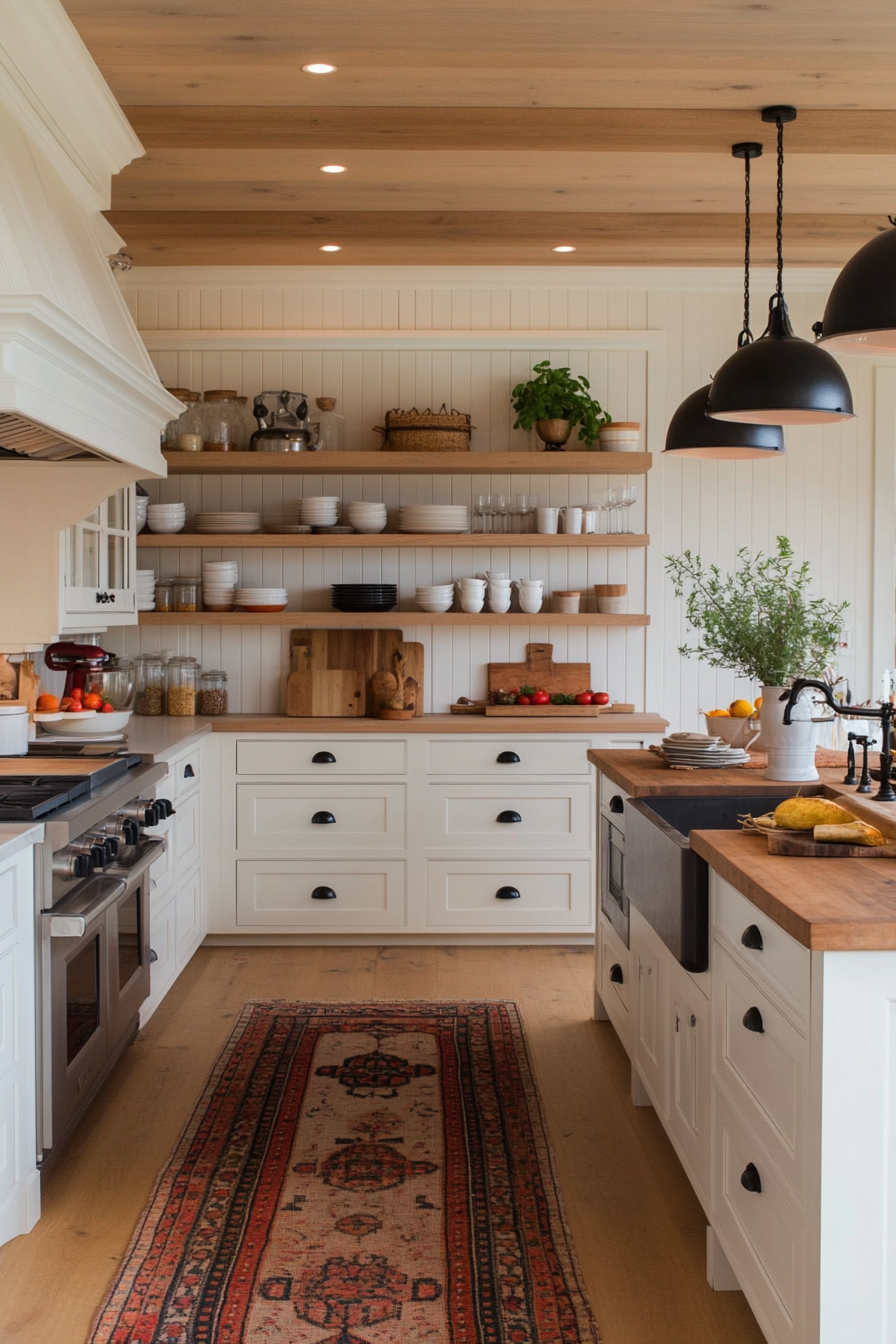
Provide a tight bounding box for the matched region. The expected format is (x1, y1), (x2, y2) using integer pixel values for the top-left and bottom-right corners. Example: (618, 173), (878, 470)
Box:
(782, 679), (896, 802)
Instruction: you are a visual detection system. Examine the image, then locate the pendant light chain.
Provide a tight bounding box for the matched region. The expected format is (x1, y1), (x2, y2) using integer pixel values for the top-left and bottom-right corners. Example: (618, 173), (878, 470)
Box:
(775, 116), (785, 300)
(742, 152), (753, 344)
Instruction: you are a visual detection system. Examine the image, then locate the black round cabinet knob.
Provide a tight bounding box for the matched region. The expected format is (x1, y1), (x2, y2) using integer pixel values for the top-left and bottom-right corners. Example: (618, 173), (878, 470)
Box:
(311, 811), (336, 825)
(311, 886), (337, 901)
(496, 810), (522, 824)
(496, 751), (521, 764)
(312, 751), (337, 764)
(495, 886), (521, 900)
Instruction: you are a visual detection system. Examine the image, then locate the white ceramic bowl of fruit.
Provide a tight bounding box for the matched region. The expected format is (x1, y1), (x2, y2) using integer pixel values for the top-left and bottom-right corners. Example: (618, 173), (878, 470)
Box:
(50, 708), (132, 735)
(704, 698), (762, 748)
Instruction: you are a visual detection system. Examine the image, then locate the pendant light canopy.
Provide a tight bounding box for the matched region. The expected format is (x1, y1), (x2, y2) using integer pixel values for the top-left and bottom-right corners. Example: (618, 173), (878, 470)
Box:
(707, 106), (854, 427)
(816, 221), (896, 354)
(664, 140), (785, 459)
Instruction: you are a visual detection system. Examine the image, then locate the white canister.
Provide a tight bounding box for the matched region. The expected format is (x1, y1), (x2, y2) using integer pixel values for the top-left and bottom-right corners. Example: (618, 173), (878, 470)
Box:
(597, 422), (641, 452)
(561, 507), (583, 535)
(760, 684), (819, 782)
(0, 704), (29, 756)
(537, 507), (560, 535)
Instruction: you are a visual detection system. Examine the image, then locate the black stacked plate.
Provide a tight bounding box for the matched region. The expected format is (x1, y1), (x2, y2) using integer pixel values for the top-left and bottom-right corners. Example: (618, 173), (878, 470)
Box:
(331, 583), (398, 612)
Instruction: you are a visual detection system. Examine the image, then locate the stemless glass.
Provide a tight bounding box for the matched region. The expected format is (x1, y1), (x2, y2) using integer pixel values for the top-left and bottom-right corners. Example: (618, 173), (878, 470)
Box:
(496, 494), (511, 533)
(474, 495), (487, 534)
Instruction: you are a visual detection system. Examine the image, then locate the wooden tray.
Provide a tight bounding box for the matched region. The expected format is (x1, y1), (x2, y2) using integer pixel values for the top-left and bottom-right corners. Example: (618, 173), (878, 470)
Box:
(487, 643), (591, 701)
(450, 703), (486, 715)
(486, 704), (603, 717)
(766, 831), (896, 859)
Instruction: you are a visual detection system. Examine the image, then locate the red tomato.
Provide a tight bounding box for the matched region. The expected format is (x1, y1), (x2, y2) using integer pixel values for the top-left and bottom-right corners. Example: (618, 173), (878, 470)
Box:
(70, 687), (83, 701)
(82, 692), (103, 710)
(575, 691), (594, 705)
(594, 691), (610, 706)
(516, 695), (531, 706)
(532, 690), (550, 705)
(67, 702), (82, 712)
(101, 702), (115, 713)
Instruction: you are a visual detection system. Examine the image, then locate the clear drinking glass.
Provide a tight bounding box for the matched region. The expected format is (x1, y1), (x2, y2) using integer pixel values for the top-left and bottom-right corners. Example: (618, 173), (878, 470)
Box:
(474, 495), (488, 534)
(496, 494), (511, 533)
(620, 486), (639, 534)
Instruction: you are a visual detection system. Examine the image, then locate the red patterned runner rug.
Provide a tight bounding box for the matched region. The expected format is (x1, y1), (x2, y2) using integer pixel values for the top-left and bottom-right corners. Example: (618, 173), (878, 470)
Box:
(89, 1000), (600, 1344)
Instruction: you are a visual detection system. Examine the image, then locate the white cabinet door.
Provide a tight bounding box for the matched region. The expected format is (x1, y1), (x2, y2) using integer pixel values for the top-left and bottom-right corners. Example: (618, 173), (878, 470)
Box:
(631, 910), (667, 1115)
(175, 867), (204, 968)
(59, 485), (137, 632)
(0, 845), (39, 1248)
(425, 859), (592, 929)
(237, 860), (406, 930)
(668, 963), (711, 1206)
(237, 784), (406, 852)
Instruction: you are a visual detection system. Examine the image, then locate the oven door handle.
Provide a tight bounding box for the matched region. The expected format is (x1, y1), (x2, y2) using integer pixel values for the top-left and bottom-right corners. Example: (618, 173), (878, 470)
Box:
(106, 837), (167, 882)
(43, 876), (128, 937)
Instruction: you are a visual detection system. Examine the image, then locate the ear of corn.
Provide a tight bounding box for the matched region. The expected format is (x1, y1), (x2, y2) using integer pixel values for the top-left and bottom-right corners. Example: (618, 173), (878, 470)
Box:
(814, 822), (886, 848)
(773, 797), (857, 830)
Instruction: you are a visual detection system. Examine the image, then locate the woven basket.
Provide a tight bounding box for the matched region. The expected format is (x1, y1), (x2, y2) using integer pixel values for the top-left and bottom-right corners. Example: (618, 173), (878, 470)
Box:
(373, 405), (473, 453)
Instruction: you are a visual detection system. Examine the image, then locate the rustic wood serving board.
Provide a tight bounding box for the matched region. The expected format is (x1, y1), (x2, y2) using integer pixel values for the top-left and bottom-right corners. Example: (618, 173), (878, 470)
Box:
(486, 643), (600, 716)
(487, 704), (602, 717)
(288, 629), (424, 717)
(766, 831), (896, 859)
(0, 757), (116, 778)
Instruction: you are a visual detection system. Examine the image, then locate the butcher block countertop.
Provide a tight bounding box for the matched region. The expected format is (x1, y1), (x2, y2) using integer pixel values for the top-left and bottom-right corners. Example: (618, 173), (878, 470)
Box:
(590, 748), (896, 951)
(212, 712), (669, 735)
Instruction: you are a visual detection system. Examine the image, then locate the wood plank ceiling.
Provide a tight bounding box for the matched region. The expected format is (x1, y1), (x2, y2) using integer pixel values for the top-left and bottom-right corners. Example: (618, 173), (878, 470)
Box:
(61, 0), (896, 267)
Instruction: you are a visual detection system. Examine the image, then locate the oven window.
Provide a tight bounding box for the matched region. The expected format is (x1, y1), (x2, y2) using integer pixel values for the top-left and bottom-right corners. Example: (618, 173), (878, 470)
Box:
(67, 938), (100, 1064)
(117, 888), (142, 991)
(608, 836), (624, 903)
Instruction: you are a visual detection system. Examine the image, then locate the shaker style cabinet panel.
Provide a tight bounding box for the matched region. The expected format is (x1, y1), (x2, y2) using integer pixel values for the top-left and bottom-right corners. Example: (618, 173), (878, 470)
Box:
(668, 961), (712, 1207)
(425, 859), (592, 929)
(236, 784), (407, 852)
(59, 486), (137, 632)
(237, 860), (406, 929)
(0, 844), (39, 1249)
(426, 738), (592, 777)
(631, 910), (667, 1115)
(427, 783), (591, 851)
(237, 739), (407, 776)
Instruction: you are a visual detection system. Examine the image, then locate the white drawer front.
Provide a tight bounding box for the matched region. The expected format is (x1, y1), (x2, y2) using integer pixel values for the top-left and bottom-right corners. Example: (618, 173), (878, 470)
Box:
(237, 784), (406, 851)
(237, 739), (407, 776)
(237, 860), (406, 928)
(714, 944), (808, 1200)
(427, 784), (591, 851)
(713, 1098), (806, 1344)
(713, 877), (810, 1022)
(427, 738), (591, 777)
(168, 747), (202, 803)
(426, 860), (592, 928)
(173, 790), (201, 874)
(598, 915), (632, 1055)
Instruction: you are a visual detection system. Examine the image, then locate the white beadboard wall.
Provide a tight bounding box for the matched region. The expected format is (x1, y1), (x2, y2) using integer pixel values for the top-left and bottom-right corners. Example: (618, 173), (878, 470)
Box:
(110, 265), (893, 727)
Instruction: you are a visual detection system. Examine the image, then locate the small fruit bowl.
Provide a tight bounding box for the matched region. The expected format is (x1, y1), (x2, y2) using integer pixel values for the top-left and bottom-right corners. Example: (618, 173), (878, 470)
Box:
(703, 713), (761, 749)
(50, 709), (132, 735)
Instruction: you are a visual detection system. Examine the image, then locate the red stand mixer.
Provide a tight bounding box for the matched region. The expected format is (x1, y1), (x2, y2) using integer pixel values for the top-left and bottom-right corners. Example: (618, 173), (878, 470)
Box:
(45, 642), (115, 700)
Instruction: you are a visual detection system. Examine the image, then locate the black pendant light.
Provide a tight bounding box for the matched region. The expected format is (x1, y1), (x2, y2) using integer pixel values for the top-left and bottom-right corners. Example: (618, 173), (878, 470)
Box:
(664, 142), (785, 458)
(815, 219), (896, 354)
(707, 107), (854, 426)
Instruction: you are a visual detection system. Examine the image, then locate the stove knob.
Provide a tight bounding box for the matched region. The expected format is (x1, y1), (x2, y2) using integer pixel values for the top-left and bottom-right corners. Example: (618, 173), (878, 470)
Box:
(155, 798), (175, 818)
(140, 804), (160, 827)
(73, 854), (93, 879)
(103, 836), (120, 861)
(88, 843), (107, 869)
(122, 819), (140, 846)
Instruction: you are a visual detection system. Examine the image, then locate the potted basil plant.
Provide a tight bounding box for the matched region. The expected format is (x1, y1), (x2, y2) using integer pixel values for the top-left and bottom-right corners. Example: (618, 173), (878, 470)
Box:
(511, 360), (610, 450)
(665, 537), (849, 781)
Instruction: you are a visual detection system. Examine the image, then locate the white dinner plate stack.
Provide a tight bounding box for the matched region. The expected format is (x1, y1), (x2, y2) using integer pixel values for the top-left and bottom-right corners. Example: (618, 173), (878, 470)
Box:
(660, 732), (750, 769)
(146, 502), (186, 534)
(194, 512), (262, 534)
(299, 497), (340, 527)
(135, 569), (156, 611)
(398, 504), (470, 534)
(346, 502), (388, 534)
(235, 587), (288, 612)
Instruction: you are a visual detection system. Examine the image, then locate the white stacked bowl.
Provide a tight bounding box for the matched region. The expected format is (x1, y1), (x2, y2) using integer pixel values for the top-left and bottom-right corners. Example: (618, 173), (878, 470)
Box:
(235, 587), (288, 612)
(487, 580), (512, 614)
(456, 577), (486, 613)
(516, 579), (544, 615)
(135, 496), (149, 532)
(415, 583), (455, 614)
(146, 503), (186, 534)
(135, 569), (157, 611)
(346, 502), (388, 534)
(203, 588), (236, 612)
(299, 497), (340, 526)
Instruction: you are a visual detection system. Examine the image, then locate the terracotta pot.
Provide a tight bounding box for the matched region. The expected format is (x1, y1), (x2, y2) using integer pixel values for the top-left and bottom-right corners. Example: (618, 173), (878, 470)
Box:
(534, 418), (573, 449)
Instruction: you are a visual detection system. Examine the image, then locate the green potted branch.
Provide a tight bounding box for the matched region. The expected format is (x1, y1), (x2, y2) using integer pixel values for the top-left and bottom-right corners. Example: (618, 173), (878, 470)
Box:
(511, 360), (610, 450)
(665, 536), (849, 781)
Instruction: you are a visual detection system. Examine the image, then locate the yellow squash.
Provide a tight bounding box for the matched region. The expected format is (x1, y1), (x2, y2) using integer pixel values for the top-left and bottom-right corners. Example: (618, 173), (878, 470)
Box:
(814, 822), (886, 848)
(773, 797), (857, 831)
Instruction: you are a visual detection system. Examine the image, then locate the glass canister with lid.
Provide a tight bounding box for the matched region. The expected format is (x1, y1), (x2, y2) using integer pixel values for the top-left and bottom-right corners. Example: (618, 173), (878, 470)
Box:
(134, 655), (166, 716)
(167, 657), (200, 716)
(313, 397), (345, 451)
(199, 669), (228, 716)
(175, 393), (204, 452)
(203, 390), (242, 452)
(173, 576), (201, 612)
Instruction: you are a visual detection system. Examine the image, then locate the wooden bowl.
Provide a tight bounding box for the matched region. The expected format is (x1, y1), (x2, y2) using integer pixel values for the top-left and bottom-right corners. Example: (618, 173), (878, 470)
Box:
(377, 708), (415, 720)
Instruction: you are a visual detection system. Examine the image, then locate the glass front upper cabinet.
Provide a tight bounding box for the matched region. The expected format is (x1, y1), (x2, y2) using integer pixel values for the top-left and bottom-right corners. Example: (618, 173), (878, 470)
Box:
(59, 486), (138, 632)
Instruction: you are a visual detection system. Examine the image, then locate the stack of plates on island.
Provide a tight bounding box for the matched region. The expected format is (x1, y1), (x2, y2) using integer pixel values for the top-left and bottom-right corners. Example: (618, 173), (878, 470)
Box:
(661, 732), (750, 769)
(194, 511), (262, 534)
(299, 497), (340, 527)
(135, 569), (156, 611)
(398, 504), (470, 534)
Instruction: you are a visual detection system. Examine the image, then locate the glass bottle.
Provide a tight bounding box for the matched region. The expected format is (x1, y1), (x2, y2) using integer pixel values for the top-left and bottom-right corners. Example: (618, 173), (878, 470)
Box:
(198, 670), (228, 716)
(173, 577), (200, 612)
(134, 655), (166, 716)
(176, 393), (204, 452)
(313, 397), (345, 451)
(202, 390), (241, 452)
(154, 578), (174, 613)
(166, 658), (199, 716)
(163, 389), (192, 448)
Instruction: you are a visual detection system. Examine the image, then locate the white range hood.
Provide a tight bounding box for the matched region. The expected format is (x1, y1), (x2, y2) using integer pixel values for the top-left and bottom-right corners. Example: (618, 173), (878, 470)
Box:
(0, 0), (179, 475)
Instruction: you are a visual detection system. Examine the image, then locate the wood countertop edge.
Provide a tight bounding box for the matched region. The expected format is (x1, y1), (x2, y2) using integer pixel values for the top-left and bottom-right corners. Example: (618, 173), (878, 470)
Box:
(210, 712), (669, 734)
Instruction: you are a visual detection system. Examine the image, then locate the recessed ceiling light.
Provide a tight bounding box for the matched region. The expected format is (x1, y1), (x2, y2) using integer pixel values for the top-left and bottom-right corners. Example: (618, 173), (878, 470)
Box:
(320, 164), (346, 174)
(319, 244), (342, 252)
(302, 62), (336, 74)
(552, 245), (577, 253)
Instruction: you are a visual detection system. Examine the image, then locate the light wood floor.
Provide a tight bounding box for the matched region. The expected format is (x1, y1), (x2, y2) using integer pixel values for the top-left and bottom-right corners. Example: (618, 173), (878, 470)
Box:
(0, 946), (765, 1344)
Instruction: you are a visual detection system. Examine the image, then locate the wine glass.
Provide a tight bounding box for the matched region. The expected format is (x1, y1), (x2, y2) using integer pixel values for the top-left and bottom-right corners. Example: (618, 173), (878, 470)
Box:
(474, 494), (487, 534)
(620, 486), (639, 534)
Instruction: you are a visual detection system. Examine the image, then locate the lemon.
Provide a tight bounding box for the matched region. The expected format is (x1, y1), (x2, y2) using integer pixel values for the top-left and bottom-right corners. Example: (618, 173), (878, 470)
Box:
(706, 708), (731, 717)
(729, 699), (755, 719)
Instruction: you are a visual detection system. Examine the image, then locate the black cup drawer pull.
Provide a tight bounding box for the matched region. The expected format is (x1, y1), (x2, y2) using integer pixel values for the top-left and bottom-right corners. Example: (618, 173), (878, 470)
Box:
(740, 1162), (762, 1194)
(742, 1006), (765, 1033)
(496, 751), (521, 764)
(608, 794), (625, 814)
(312, 886), (337, 900)
(497, 810), (522, 824)
(496, 886), (521, 900)
(609, 963), (624, 984)
(312, 751), (337, 764)
(741, 924), (764, 951)
(312, 811), (336, 825)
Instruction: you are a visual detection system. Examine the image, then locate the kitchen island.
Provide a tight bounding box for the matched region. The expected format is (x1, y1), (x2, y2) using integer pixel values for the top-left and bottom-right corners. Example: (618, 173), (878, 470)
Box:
(589, 746), (896, 1344)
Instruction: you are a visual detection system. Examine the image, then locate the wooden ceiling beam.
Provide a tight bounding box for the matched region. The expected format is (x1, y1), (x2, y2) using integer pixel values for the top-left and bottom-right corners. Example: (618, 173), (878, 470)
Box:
(105, 209), (886, 267)
(125, 106), (896, 154)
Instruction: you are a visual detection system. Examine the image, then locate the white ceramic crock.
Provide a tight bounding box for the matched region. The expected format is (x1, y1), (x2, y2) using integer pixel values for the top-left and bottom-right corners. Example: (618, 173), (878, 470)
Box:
(760, 684), (819, 781)
(0, 703), (29, 756)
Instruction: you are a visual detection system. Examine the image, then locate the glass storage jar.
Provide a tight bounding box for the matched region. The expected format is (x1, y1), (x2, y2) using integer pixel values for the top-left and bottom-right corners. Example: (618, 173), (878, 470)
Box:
(166, 658), (199, 716)
(235, 395), (254, 449)
(202, 390), (242, 452)
(134, 655), (166, 716)
(175, 393), (204, 452)
(173, 577), (200, 612)
(163, 389), (192, 448)
(313, 397), (345, 451)
(199, 670), (228, 716)
(154, 578), (174, 613)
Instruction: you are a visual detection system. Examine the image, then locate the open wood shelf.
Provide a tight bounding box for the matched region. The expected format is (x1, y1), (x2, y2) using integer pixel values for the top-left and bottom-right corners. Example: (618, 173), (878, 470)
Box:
(137, 531), (649, 549)
(138, 611), (650, 628)
(161, 450), (651, 476)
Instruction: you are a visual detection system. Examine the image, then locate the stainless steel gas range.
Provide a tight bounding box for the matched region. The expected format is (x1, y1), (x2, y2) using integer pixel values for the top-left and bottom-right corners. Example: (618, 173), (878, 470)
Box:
(6, 759), (174, 1170)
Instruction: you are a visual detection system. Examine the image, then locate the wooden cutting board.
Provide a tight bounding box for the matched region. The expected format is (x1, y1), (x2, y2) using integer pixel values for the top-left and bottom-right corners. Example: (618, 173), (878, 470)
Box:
(766, 831), (896, 859)
(0, 757), (117, 777)
(286, 669), (364, 718)
(487, 704), (603, 717)
(288, 629), (424, 717)
(487, 644), (592, 700)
